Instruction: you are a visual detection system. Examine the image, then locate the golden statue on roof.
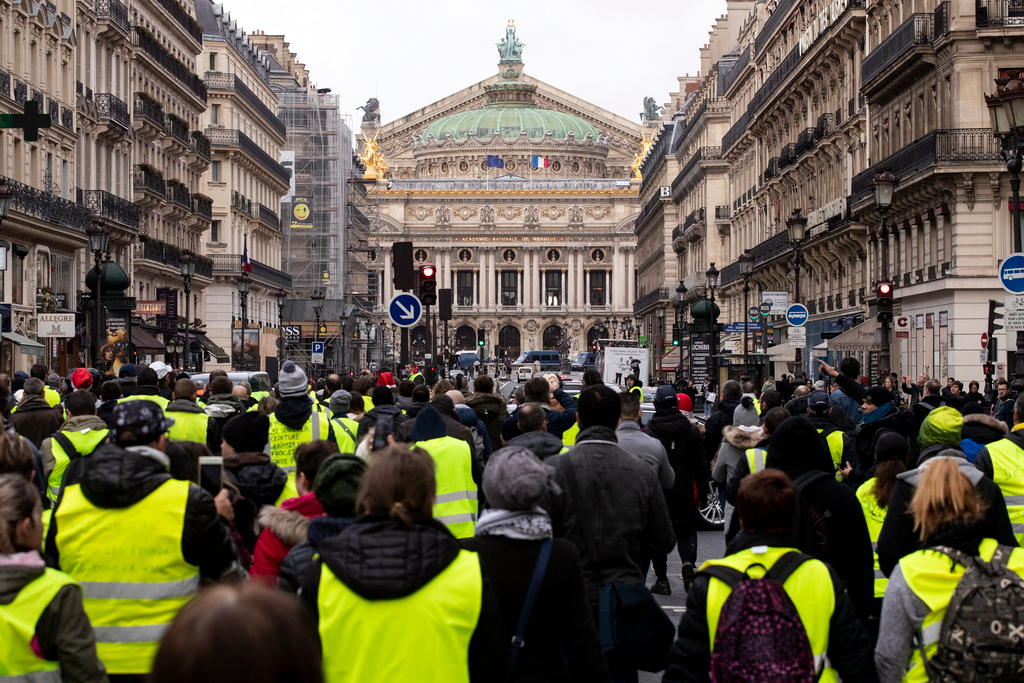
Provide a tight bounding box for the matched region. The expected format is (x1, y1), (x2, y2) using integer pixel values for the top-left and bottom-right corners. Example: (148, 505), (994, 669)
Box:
(359, 132), (389, 180)
(631, 133), (654, 181)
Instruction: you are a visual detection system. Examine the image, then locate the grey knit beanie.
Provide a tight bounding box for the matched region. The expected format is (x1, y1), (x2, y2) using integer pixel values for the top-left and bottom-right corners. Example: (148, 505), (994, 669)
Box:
(732, 396), (760, 427)
(482, 446), (560, 511)
(278, 361), (308, 398)
(329, 389), (352, 414)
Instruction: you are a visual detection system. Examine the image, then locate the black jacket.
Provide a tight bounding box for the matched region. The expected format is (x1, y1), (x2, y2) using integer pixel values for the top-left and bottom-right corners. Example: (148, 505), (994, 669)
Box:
(279, 515), (355, 594)
(45, 443), (238, 581)
(224, 451), (287, 553)
(645, 407), (708, 522)
(504, 429), (565, 460)
(501, 389), (578, 442)
(466, 392), (507, 449)
(877, 449), (1017, 576)
(854, 406), (917, 471)
(300, 516), (505, 682)
(461, 535), (611, 682)
(661, 531), (878, 683)
(702, 396), (740, 462)
(356, 404), (411, 443)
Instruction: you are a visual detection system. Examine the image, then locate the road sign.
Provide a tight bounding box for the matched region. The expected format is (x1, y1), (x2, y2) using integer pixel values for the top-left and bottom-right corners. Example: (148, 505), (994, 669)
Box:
(981, 332), (990, 349)
(763, 291), (790, 314)
(789, 326), (806, 347)
(999, 253), (1024, 293)
(747, 306), (759, 322)
(388, 293), (423, 328)
(785, 303), (809, 327)
(723, 322), (765, 333)
(1006, 294), (1024, 332)
(311, 341), (325, 365)
(895, 316), (910, 339)
(758, 302), (772, 316)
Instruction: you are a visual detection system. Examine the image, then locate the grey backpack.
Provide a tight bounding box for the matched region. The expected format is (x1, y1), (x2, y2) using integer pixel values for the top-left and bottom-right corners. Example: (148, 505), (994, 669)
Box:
(921, 545), (1024, 682)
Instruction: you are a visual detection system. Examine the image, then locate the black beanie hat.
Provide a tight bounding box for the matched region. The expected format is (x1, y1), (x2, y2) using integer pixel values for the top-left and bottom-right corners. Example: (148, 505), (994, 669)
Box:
(872, 431), (910, 466)
(221, 412), (270, 454)
(766, 415), (834, 476)
(372, 385), (394, 406)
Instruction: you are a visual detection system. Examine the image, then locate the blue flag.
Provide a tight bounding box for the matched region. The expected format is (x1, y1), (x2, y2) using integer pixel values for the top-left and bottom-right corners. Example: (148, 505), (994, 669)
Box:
(486, 155), (505, 168)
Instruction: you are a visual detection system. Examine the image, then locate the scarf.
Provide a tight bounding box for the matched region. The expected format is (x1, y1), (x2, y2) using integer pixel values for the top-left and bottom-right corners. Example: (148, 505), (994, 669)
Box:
(861, 401), (894, 425)
(474, 508), (552, 540)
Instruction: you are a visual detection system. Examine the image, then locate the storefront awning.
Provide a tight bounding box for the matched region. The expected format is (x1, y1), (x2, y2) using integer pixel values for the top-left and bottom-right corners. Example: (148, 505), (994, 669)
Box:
(660, 346), (680, 370)
(131, 327), (165, 353)
(828, 320), (880, 353)
(196, 334), (229, 363)
(2, 332), (43, 354)
(767, 344), (796, 362)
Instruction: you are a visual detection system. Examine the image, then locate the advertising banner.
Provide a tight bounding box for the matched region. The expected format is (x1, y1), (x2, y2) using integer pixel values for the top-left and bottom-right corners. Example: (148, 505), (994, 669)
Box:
(232, 329), (260, 370)
(37, 313), (75, 338)
(290, 196), (312, 229)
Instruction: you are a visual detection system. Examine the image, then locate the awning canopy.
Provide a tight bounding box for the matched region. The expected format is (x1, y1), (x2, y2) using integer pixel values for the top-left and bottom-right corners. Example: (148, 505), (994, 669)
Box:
(131, 327), (165, 353)
(766, 344), (796, 361)
(196, 334), (229, 363)
(660, 346), (680, 370)
(828, 320), (879, 353)
(2, 332), (43, 354)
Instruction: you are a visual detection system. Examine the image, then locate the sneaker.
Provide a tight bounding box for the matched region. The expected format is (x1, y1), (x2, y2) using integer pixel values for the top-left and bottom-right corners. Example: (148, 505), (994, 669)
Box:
(681, 562), (696, 591)
(650, 578), (671, 595)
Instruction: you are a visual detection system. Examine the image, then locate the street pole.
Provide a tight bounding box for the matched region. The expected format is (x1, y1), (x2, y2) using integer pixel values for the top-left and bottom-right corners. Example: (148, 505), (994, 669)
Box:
(742, 278), (750, 373)
(277, 292), (286, 371)
(93, 252), (103, 368)
(426, 304), (435, 374)
(1011, 158), (1024, 380)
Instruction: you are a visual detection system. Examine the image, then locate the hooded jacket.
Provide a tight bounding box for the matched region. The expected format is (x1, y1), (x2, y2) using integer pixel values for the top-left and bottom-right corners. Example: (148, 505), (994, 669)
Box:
(224, 452), (287, 553)
(45, 442), (238, 581)
(465, 392), (507, 449)
(960, 413), (1008, 462)
(702, 395), (740, 462)
(41, 414), (110, 480)
(204, 393), (247, 438)
(250, 492), (324, 583)
(645, 406), (708, 522)
(712, 425), (764, 489)
(877, 449), (1018, 576)
(300, 516), (505, 682)
(10, 395), (63, 448)
(504, 429), (566, 460)
(662, 531), (878, 683)
(0, 550), (106, 683)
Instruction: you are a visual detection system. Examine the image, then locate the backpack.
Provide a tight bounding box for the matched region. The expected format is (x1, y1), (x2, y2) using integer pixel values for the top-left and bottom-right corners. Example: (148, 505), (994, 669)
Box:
(921, 545), (1024, 682)
(792, 470), (833, 560)
(700, 551), (819, 682)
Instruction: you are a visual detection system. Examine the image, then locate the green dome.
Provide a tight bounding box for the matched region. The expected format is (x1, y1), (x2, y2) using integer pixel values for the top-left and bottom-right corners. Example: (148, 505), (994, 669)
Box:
(85, 261), (131, 294)
(422, 105), (600, 143)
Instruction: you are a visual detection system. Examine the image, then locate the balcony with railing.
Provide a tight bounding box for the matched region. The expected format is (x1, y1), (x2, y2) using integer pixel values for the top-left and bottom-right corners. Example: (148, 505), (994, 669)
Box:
(204, 72), (287, 139)
(14, 80), (27, 104)
(192, 194), (213, 220)
(95, 0), (130, 36)
(211, 254), (293, 289)
(0, 69), (10, 99)
(139, 239), (213, 277)
(633, 287), (668, 315)
(722, 110), (751, 153)
(77, 188), (140, 230)
(166, 179), (191, 210)
(231, 190), (253, 216)
(133, 91), (164, 139)
(763, 157), (780, 182)
(861, 8), (947, 96)
(95, 93), (129, 136)
(134, 27), (206, 102)
(671, 146), (723, 195)
(719, 46), (750, 95)
(164, 113), (190, 152)
(206, 128), (291, 188)
(977, 0), (1024, 26)
(152, 0), (203, 44)
(133, 164), (165, 207)
(2, 176), (89, 231)
(257, 203), (280, 229)
(191, 130), (211, 161)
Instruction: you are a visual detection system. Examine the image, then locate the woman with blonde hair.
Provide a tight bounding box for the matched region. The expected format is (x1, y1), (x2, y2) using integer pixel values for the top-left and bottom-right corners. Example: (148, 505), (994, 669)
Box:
(0, 474), (106, 681)
(875, 457), (1024, 682)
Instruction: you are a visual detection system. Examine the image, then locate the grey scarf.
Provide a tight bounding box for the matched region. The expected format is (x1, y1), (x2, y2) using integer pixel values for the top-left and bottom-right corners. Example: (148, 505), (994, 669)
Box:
(474, 508), (552, 540)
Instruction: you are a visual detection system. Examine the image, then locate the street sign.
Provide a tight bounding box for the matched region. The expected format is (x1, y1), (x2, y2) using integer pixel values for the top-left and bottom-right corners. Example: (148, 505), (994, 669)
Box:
(981, 332), (990, 349)
(311, 341), (325, 365)
(723, 322), (765, 333)
(999, 253), (1024, 293)
(895, 316), (910, 339)
(1006, 294), (1024, 332)
(763, 291), (790, 314)
(759, 302), (772, 316)
(37, 313), (74, 338)
(789, 326), (807, 347)
(388, 293), (423, 328)
(748, 306), (759, 322)
(785, 303), (809, 327)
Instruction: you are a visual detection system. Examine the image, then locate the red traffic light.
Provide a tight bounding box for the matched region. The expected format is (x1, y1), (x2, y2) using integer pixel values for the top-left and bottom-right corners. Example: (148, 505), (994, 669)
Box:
(420, 265), (435, 278)
(877, 281), (893, 296)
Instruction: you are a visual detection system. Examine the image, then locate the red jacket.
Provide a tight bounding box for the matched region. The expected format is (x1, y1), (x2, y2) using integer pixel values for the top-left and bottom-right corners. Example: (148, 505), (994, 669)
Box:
(250, 492), (324, 584)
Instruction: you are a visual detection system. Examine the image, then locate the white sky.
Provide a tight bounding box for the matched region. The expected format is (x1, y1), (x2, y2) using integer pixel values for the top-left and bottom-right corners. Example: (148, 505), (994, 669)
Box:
(230, 0), (729, 128)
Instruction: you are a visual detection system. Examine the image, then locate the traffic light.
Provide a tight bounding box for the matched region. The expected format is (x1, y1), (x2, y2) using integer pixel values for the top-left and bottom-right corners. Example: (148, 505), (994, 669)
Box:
(989, 299), (1005, 338)
(984, 362), (995, 377)
(875, 280), (894, 323)
(418, 265), (437, 305)
(477, 328), (485, 347)
(671, 323), (681, 346)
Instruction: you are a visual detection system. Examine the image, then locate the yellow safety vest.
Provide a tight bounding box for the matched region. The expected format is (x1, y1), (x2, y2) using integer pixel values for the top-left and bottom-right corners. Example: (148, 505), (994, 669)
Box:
(331, 416), (360, 454)
(44, 386), (61, 407)
(816, 428), (846, 482)
(628, 386), (643, 400)
(983, 437), (1024, 544)
(745, 447), (767, 474)
(897, 539), (1024, 682)
(251, 390), (270, 403)
(55, 479), (198, 674)
(0, 567), (78, 680)
(267, 412), (331, 504)
(855, 477), (888, 599)
(413, 436), (479, 539)
(117, 394), (169, 410)
(562, 421), (580, 447)
(166, 409), (209, 444)
(703, 546), (838, 682)
(410, 372), (424, 384)
(317, 549), (482, 683)
(46, 427), (109, 503)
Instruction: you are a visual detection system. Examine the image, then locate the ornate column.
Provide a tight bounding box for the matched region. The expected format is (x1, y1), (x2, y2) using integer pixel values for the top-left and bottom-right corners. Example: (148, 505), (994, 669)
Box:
(626, 249), (636, 308)
(382, 247), (392, 302)
(575, 249), (584, 309)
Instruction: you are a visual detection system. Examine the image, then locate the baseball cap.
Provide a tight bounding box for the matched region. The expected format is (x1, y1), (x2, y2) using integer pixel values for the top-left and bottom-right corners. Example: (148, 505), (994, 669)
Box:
(654, 385), (677, 407)
(148, 361), (171, 380)
(111, 401), (175, 445)
(808, 390), (830, 410)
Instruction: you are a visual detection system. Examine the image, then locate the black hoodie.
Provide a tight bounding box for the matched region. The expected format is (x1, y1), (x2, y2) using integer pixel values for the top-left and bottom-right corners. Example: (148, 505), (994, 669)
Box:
(45, 442), (238, 580)
(703, 395), (740, 462)
(645, 406), (708, 521)
(300, 516), (505, 681)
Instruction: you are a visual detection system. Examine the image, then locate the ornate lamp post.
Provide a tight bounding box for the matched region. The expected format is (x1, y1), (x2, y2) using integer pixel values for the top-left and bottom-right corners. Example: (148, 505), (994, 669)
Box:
(237, 273), (251, 370)
(86, 220), (109, 368)
(986, 77), (1024, 252)
(738, 250), (754, 373)
(872, 171), (898, 377)
(785, 210), (808, 376)
(179, 252), (195, 372)
(311, 288), (325, 373)
(706, 262), (720, 384)
(276, 290), (287, 368)
(673, 280), (687, 380)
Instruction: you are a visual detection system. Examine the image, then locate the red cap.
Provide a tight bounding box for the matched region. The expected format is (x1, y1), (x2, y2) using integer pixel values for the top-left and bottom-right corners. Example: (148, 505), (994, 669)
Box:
(70, 368), (93, 389)
(676, 392), (693, 412)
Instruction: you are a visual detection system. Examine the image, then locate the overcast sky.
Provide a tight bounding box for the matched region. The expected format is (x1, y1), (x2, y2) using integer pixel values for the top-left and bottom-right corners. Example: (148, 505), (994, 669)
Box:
(231, 0), (729, 129)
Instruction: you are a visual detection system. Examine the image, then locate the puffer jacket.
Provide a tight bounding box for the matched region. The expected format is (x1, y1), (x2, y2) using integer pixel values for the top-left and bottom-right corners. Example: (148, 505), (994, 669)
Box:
(645, 407), (708, 523)
(223, 452), (287, 554)
(45, 442), (238, 581)
(465, 392), (507, 448)
(250, 492), (324, 584)
(278, 516), (355, 593)
(504, 429), (566, 460)
(299, 515), (505, 681)
(0, 550), (107, 683)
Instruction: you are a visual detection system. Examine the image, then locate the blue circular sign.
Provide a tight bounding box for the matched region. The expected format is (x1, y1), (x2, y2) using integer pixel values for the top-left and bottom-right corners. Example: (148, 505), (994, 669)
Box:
(1000, 253), (1024, 294)
(785, 303), (809, 327)
(388, 293), (423, 328)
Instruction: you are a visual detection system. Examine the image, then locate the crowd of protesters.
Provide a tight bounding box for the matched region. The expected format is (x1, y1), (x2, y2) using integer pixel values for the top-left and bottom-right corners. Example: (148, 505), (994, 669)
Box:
(2, 356), (1024, 682)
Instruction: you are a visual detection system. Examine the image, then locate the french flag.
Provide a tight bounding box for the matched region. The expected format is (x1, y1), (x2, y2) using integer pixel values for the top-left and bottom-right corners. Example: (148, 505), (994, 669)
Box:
(531, 155), (550, 169)
(241, 234), (252, 273)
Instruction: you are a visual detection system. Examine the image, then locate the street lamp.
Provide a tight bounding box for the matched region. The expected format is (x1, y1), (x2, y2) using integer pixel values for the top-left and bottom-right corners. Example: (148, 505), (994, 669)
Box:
(738, 250), (754, 373)
(311, 288), (325, 372)
(179, 252), (195, 372)
(872, 170), (898, 280)
(705, 262), (719, 302)
(0, 179), (13, 226)
(276, 290), (287, 369)
(237, 273), (251, 371)
(786, 209), (807, 377)
(86, 220), (109, 368)
(674, 280), (687, 380)
(987, 77), (1024, 251)
(165, 337), (184, 368)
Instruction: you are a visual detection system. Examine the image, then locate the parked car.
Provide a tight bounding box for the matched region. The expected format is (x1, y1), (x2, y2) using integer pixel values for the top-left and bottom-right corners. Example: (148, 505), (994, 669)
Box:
(570, 351), (596, 371)
(512, 350), (561, 380)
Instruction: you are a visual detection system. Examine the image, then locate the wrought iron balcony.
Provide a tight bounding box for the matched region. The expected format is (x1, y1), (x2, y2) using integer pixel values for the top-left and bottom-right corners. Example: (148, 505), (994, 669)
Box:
(133, 91), (164, 130)
(715, 205), (730, 221)
(133, 164), (165, 196)
(231, 190), (253, 215)
(754, 0), (796, 54)
(258, 203), (280, 229)
(2, 176), (89, 231)
(816, 113), (834, 137)
(14, 80), (27, 104)
(211, 254), (293, 289)
(977, 0), (1024, 26)
(152, 0), (203, 44)
(191, 131), (211, 160)
(134, 27), (206, 102)
(60, 106), (72, 130)
(166, 179), (191, 209)
(0, 69), (10, 99)
(778, 144), (798, 168)
(763, 157), (780, 181)
(96, 0), (130, 34)
(95, 93), (129, 131)
(861, 12), (940, 90)
(719, 46), (750, 95)
(204, 72), (287, 139)
(722, 110), (751, 153)
(192, 194), (213, 220)
(633, 287), (668, 315)
(164, 113), (190, 147)
(77, 188), (140, 229)
(139, 239), (212, 277)
(796, 127), (818, 154)
(207, 128), (291, 187)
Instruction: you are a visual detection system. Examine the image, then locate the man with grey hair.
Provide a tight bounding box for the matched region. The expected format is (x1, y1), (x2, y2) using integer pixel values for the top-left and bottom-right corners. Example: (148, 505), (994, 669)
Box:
(504, 402), (567, 460)
(10, 377), (63, 447)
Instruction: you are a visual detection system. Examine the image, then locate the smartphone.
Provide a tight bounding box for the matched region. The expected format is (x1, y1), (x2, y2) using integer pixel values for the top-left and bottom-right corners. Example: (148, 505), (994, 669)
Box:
(199, 455), (223, 496)
(373, 413), (395, 451)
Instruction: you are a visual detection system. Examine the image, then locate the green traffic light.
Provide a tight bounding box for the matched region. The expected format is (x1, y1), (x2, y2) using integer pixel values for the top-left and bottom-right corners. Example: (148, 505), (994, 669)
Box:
(672, 340), (680, 346)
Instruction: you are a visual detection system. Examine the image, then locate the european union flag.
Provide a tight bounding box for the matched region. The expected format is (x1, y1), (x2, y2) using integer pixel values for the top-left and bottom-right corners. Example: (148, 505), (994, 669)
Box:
(486, 155), (505, 168)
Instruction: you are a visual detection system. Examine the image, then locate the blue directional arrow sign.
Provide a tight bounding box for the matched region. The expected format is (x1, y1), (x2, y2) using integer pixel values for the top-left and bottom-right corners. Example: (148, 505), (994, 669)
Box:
(785, 303), (809, 327)
(1000, 253), (1024, 294)
(388, 293), (423, 328)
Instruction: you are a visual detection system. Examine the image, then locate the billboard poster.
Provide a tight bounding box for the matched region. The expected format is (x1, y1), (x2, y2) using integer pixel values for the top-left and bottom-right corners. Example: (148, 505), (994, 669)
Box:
(37, 313), (75, 338)
(280, 150), (296, 202)
(601, 346), (650, 387)
(232, 329), (260, 370)
(689, 331), (714, 390)
(290, 196), (312, 229)
(102, 313), (130, 375)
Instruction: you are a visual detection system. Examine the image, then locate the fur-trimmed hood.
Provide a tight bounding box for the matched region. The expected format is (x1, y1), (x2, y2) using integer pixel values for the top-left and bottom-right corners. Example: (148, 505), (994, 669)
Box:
(258, 505), (313, 546)
(722, 424), (765, 450)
